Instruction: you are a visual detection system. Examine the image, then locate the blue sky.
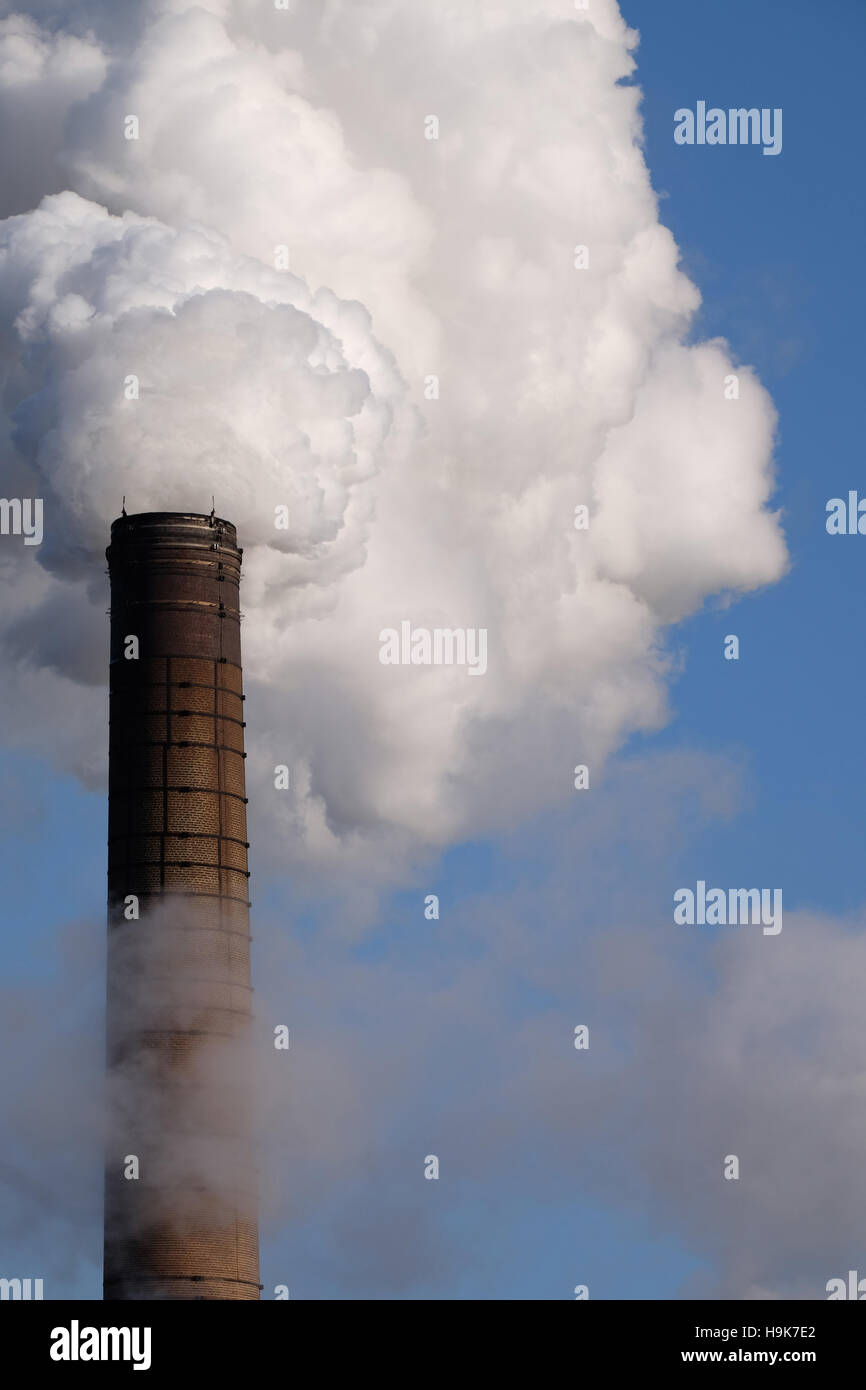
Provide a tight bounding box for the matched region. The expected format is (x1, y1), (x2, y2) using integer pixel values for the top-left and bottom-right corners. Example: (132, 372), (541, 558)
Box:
(629, 0), (866, 919)
(1, 0), (865, 1300)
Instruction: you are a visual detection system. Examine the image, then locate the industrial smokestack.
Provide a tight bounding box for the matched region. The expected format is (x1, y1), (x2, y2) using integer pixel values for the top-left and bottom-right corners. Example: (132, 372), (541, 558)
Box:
(104, 511), (260, 1301)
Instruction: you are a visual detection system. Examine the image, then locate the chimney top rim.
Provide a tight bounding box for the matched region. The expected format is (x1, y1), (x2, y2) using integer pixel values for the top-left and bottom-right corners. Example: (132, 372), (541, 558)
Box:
(111, 511), (240, 530)
(111, 510), (236, 529)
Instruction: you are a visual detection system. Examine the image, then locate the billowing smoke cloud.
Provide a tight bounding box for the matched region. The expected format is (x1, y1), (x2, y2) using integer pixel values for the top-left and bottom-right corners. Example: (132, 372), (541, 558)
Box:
(0, 13), (106, 217)
(0, 0), (787, 891)
(1, 191), (408, 588)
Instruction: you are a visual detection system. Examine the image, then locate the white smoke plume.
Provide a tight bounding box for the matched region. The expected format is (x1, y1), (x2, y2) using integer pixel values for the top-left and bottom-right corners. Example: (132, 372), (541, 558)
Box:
(0, 0), (787, 891)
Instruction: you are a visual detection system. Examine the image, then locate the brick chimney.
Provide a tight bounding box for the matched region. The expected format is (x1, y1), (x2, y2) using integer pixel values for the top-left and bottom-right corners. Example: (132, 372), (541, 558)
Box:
(104, 512), (260, 1300)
